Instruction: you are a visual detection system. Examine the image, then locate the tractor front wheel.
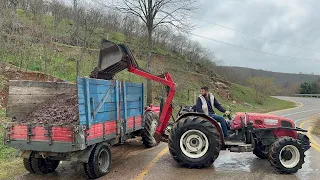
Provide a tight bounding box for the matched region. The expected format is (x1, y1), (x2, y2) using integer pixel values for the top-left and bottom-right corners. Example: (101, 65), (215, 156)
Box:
(268, 137), (305, 174)
(253, 141), (268, 159)
(169, 116), (221, 168)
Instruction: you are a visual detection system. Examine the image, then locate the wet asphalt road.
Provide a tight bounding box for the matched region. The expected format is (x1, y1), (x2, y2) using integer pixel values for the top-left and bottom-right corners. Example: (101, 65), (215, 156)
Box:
(14, 97), (320, 180)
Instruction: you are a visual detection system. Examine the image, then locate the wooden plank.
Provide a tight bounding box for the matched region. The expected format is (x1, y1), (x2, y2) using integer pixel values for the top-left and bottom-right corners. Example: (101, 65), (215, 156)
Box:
(125, 95), (142, 102)
(123, 82), (128, 133)
(7, 95), (59, 104)
(78, 93), (141, 103)
(125, 86), (143, 95)
(9, 80), (76, 88)
(120, 108), (142, 118)
(78, 77), (114, 86)
(119, 101), (142, 109)
(78, 94), (116, 104)
(124, 82), (143, 88)
(79, 111), (117, 125)
(141, 83), (144, 110)
(115, 81), (119, 122)
(78, 103), (117, 115)
(78, 84), (116, 94)
(9, 86), (76, 95)
(84, 78), (92, 127)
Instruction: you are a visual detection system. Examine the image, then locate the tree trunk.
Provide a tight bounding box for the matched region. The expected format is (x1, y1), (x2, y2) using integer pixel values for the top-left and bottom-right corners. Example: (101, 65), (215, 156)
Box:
(72, 0), (79, 46)
(11, 2), (19, 31)
(146, 28), (153, 105)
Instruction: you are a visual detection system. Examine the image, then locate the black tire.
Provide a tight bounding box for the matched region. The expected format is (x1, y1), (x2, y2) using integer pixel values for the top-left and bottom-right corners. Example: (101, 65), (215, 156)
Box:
(23, 157), (35, 173)
(141, 111), (159, 148)
(30, 157), (60, 174)
(253, 141), (268, 159)
(83, 162), (95, 179)
(268, 137), (305, 174)
(85, 143), (112, 179)
(168, 116), (221, 168)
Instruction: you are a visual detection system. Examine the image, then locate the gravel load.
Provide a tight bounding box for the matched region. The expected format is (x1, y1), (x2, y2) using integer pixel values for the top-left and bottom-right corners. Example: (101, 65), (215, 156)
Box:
(19, 93), (79, 125)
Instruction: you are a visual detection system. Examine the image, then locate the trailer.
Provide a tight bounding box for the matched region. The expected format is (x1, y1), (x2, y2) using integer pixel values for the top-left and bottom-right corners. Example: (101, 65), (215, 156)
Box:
(4, 77), (147, 179)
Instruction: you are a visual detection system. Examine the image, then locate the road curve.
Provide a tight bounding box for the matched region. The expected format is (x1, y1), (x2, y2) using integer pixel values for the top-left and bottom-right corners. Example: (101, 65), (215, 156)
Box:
(14, 97), (320, 180)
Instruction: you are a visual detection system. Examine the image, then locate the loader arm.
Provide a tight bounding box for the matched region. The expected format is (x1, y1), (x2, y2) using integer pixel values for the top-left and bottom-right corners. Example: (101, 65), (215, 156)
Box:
(90, 40), (176, 141)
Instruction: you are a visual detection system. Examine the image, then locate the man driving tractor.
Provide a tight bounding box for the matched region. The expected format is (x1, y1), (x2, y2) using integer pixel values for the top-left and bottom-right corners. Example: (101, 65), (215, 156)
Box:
(195, 86), (232, 139)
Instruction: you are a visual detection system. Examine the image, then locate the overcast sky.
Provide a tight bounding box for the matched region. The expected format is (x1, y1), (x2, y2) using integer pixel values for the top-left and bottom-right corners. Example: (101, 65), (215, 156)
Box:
(191, 0), (320, 74)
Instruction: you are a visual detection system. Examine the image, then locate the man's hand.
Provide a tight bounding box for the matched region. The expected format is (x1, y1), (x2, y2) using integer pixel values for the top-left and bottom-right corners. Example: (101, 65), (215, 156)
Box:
(225, 111), (231, 115)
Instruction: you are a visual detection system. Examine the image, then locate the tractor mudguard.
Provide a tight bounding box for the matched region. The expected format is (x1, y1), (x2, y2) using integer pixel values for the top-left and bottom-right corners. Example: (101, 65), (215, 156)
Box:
(175, 112), (225, 146)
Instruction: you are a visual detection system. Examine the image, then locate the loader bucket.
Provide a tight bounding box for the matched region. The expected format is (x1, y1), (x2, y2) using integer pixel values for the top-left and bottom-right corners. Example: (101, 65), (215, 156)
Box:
(90, 40), (129, 79)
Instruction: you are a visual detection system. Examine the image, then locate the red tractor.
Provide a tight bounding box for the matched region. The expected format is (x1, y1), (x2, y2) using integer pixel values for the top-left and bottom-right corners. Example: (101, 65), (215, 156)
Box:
(93, 40), (311, 174)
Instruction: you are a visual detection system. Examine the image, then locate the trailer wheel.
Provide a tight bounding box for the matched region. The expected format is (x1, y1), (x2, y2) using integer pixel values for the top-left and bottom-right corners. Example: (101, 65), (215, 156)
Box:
(253, 141), (268, 159)
(30, 157), (60, 174)
(84, 143), (112, 179)
(23, 157), (35, 173)
(169, 116), (221, 168)
(268, 137), (305, 174)
(141, 111), (159, 148)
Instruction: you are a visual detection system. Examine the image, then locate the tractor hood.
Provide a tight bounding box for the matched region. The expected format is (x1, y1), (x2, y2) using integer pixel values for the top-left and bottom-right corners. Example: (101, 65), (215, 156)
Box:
(231, 112), (295, 130)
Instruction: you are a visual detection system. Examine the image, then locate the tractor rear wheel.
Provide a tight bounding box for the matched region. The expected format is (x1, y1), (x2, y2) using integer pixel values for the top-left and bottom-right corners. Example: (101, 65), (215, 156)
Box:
(141, 111), (159, 148)
(169, 116), (221, 168)
(268, 137), (304, 174)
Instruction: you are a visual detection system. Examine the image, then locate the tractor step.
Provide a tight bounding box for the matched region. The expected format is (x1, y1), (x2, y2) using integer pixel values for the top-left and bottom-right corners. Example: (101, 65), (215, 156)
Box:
(225, 141), (246, 146)
(229, 144), (252, 152)
(225, 141), (252, 152)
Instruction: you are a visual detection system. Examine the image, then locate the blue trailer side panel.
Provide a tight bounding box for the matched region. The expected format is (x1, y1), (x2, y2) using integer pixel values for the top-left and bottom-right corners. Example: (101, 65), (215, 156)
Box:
(78, 78), (118, 125)
(121, 82), (144, 132)
(77, 78), (144, 129)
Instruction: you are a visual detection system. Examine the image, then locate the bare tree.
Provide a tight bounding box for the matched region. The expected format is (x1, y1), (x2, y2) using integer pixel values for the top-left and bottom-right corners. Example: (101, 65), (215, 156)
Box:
(8, 0), (19, 31)
(248, 77), (278, 104)
(72, 0), (79, 45)
(112, 0), (198, 104)
(50, 0), (65, 27)
(77, 7), (104, 48)
(29, 0), (46, 21)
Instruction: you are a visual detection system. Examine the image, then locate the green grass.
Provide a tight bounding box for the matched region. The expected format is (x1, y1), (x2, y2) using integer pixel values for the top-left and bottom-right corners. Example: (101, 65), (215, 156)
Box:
(0, 108), (26, 179)
(312, 117), (320, 137)
(223, 84), (295, 113)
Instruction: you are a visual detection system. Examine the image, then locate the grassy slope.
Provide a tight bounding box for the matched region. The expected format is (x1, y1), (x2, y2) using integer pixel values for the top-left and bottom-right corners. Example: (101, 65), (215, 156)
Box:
(0, 9), (295, 179)
(312, 117), (320, 137)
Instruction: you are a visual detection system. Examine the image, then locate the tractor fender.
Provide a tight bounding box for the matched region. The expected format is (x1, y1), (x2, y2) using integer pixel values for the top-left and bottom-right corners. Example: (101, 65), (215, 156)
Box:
(175, 112), (225, 147)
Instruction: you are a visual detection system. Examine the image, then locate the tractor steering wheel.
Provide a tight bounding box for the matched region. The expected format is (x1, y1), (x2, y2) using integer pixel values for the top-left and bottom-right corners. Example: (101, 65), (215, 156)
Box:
(223, 110), (233, 120)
